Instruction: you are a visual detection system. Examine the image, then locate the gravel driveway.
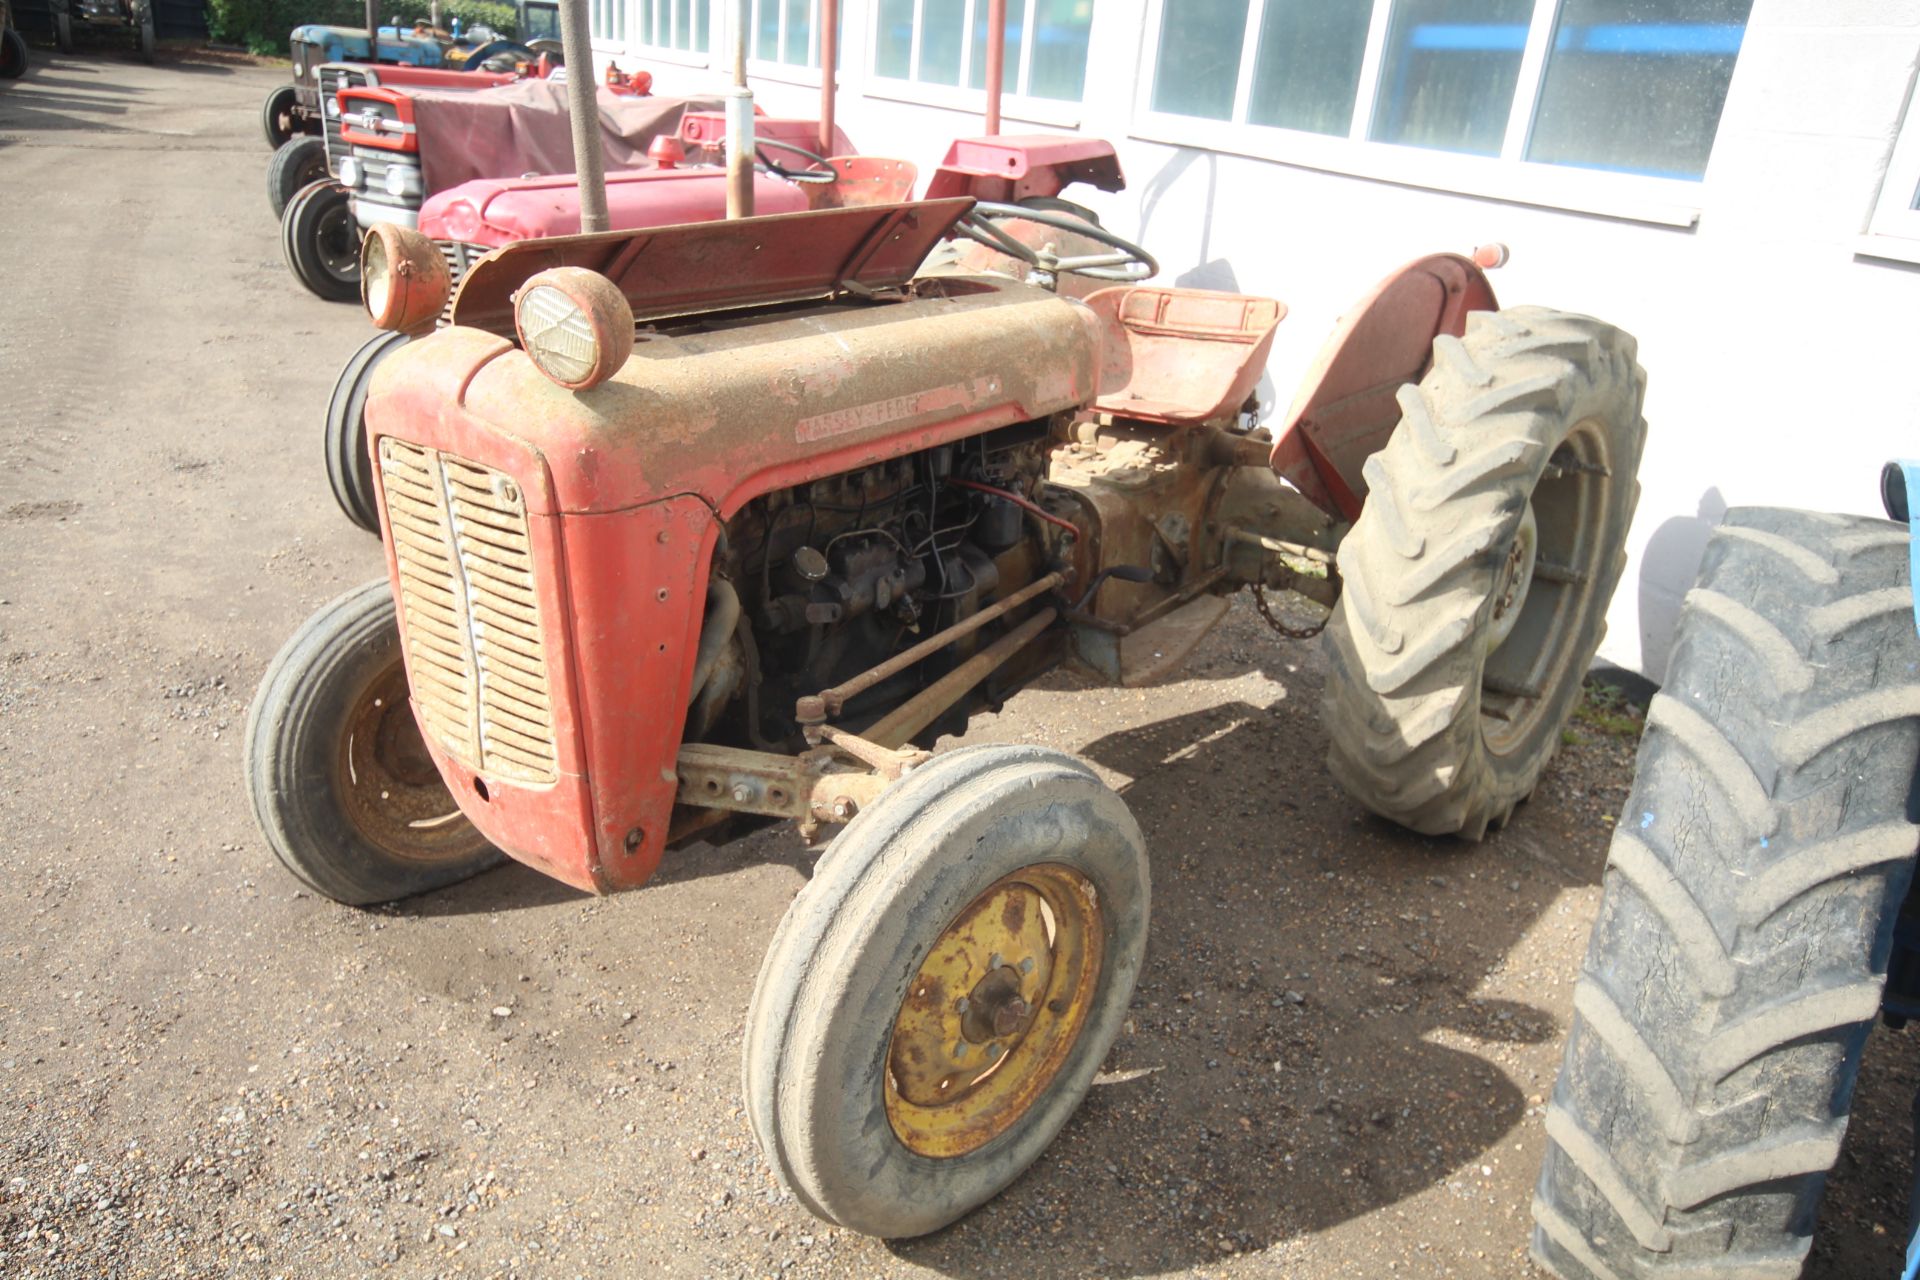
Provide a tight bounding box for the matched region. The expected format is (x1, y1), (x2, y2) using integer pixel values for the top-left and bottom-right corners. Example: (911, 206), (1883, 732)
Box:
(0, 44), (1912, 1280)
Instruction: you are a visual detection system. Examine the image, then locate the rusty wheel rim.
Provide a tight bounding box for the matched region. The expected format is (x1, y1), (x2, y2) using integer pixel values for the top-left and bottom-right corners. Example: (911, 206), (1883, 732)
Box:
(334, 657), (490, 866)
(884, 864), (1104, 1158)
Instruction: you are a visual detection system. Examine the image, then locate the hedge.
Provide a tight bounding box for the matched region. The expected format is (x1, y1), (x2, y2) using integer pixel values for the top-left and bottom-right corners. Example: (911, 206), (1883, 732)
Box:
(209, 0), (519, 56)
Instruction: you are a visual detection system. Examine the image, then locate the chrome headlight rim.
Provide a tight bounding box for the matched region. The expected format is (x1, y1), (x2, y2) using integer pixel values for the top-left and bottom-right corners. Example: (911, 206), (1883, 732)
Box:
(511, 267), (634, 393)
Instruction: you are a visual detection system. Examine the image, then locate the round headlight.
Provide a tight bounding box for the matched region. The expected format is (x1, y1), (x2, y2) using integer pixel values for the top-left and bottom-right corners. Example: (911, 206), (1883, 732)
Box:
(338, 156), (363, 189)
(361, 223), (451, 334)
(384, 163), (422, 199)
(513, 268), (633, 392)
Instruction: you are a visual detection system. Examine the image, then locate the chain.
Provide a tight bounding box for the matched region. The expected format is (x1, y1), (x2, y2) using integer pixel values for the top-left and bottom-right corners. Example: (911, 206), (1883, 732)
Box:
(1250, 582), (1332, 640)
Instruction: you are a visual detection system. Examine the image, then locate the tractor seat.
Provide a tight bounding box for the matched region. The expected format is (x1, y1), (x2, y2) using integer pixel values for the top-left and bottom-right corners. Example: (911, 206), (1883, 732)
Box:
(1085, 287), (1285, 425)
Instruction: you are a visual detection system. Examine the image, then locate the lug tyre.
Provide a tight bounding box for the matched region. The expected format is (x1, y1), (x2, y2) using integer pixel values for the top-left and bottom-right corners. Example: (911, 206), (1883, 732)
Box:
(1531, 508), (1920, 1279)
(268, 136), (328, 220)
(326, 331), (408, 534)
(245, 580), (503, 906)
(744, 745), (1149, 1238)
(261, 83), (298, 148)
(282, 179), (361, 302)
(1, 27), (27, 78)
(1320, 306), (1647, 838)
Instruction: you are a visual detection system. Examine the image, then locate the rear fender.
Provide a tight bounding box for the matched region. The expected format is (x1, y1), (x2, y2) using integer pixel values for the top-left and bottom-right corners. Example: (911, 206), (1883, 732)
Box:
(1270, 253), (1497, 520)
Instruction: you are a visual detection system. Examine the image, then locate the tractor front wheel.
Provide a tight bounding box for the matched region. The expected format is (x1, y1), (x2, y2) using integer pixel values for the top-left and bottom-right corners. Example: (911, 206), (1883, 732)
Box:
(267, 135), (328, 219)
(1320, 306), (1647, 838)
(282, 179), (361, 302)
(326, 331), (409, 534)
(54, 12), (72, 53)
(1, 27), (28, 78)
(1532, 508), (1920, 1279)
(261, 84), (299, 148)
(244, 581), (501, 905)
(743, 745), (1149, 1238)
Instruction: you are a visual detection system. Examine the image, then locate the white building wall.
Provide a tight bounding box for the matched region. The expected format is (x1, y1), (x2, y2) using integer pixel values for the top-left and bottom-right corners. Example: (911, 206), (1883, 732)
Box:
(606, 0), (1920, 680)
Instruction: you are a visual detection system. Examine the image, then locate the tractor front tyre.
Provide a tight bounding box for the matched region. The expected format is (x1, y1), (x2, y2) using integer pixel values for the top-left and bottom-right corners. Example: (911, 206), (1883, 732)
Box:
(245, 580), (502, 906)
(261, 84), (298, 148)
(1, 27), (28, 78)
(743, 745), (1149, 1238)
(1320, 306), (1647, 838)
(54, 12), (72, 53)
(138, 14), (154, 63)
(326, 331), (408, 534)
(282, 180), (361, 302)
(1531, 508), (1920, 1280)
(267, 136), (328, 219)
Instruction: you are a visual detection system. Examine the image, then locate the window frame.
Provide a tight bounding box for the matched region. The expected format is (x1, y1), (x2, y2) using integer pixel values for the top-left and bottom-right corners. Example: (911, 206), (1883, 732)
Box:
(860, 0), (1089, 129)
(1859, 71), (1920, 264)
(616, 0), (717, 66)
(1129, 0), (1733, 227)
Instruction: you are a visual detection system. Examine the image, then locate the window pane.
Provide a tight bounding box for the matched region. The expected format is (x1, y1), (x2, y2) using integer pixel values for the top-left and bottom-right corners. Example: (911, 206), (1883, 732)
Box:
(921, 0), (968, 84)
(754, 0), (778, 59)
(1371, 0), (1532, 155)
(1150, 0), (1249, 120)
(875, 0), (913, 76)
(968, 0), (1027, 92)
(1027, 0), (1092, 100)
(1527, 0), (1750, 178)
(1248, 0), (1370, 134)
(783, 0), (811, 64)
(693, 0), (709, 50)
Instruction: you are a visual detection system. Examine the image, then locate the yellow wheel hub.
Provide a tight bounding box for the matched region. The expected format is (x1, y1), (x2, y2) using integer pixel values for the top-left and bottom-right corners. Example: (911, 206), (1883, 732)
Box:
(885, 863), (1104, 1158)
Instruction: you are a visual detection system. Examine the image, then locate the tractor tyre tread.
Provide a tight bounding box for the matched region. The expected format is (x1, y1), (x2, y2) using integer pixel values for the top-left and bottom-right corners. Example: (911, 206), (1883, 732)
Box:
(1530, 507), (1920, 1280)
(282, 179), (359, 302)
(268, 136), (328, 220)
(326, 330), (409, 533)
(1320, 306), (1648, 838)
(261, 83), (299, 148)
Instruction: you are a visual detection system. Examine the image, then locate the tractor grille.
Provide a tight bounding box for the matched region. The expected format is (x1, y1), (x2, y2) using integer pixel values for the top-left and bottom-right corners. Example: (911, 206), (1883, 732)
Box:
(435, 241), (489, 324)
(377, 439), (559, 785)
(317, 64), (371, 176)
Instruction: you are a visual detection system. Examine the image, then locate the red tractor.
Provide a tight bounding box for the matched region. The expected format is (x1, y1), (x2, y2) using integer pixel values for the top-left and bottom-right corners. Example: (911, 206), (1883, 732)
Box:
(246, 183), (1647, 1235)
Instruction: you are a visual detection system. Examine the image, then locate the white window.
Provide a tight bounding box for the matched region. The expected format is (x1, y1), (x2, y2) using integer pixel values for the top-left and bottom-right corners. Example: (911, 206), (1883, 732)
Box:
(871, 0), (1094, 103)
(1863, 83), (1920, 259)
(1137, 0), (1753, 224)
(635, 0), (713, 54)
(751, 0), (837, 68)
(590, 0), (627, 44)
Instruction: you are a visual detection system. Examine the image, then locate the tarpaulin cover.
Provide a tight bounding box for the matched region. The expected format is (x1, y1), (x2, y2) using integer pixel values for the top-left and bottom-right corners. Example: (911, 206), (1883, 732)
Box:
(407, 84), (726, 194)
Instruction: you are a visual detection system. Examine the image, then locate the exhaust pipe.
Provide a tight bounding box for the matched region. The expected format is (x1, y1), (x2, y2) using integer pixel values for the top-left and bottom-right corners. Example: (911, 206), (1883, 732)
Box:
(558, 0), (610, 233)
(726, 0), (755, 218)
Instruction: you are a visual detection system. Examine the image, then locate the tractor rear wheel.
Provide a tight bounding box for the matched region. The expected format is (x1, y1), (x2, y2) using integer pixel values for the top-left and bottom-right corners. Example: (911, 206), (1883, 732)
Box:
(1320, 306), (1647, 838)
(743, 745), (1149, 1238)
(1531, 508), (1920, 1279)
(261, 84), (299, 148)
(54, 12), (72, 53)
(268, 136), (328, 219)
(282, 179), (360, 302)
(326, 331), (409, 533)
(1, 27), (27, 78)
(245, 580), (501, 905)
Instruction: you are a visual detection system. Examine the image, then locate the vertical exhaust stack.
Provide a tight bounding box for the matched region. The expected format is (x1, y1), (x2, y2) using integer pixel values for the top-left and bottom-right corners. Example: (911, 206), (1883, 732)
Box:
(559, 0), (610, 233)
(817, 0), (837, 159)
(983, 0), (1005, 136)
(726, 0), (755, 218)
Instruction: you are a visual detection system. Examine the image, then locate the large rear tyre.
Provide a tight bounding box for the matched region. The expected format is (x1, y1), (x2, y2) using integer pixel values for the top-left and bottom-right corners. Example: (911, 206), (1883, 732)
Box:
(245, 581), (502, 906)
(261, 84), (299, 148)
(282, 179), (361, 302)
(1532, 508), (1920, 1279)
(267, 135), (328, 219)
(326, 331), (408, 534)
(744, 745), (1149, 1238)
(1320, 306), (1647, 838)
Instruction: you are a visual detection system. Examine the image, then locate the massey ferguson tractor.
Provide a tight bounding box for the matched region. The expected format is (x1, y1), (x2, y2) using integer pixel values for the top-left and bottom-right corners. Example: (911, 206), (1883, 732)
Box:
(246, 182), (1649, 1233)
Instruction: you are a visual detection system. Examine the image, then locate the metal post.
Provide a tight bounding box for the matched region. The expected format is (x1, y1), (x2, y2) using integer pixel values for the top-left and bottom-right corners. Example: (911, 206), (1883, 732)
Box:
(365, 0), (378, 46)
(817, 0), (837, 158)
(983, 0), (1005, 136)
(557, 0), (610, 233)
(726, 0), (756, 218)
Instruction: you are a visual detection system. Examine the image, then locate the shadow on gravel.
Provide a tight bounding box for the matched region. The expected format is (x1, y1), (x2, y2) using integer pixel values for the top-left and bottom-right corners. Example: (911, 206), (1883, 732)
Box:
(885, 681), (1611, 1278)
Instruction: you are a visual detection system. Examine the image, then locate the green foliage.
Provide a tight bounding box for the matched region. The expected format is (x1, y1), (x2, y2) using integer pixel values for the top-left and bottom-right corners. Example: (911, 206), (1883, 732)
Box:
(209, 0), (518, 57)
(1569, 678), (1644, 739)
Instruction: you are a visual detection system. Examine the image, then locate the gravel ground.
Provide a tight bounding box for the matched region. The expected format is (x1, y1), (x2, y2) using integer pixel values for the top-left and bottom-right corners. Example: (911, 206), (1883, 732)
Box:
(1, 43), (1915, 1280)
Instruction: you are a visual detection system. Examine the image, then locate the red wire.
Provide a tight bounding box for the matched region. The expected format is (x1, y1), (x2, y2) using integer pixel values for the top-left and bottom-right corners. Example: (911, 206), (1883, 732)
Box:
(948, 478), (1081, 540)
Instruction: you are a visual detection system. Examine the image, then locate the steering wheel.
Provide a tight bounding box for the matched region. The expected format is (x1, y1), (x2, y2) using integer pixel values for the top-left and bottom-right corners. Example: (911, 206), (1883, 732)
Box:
(462, 39), (538, 70)
(752, 136), (839, 185)
(952, 201), (1158, 283)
